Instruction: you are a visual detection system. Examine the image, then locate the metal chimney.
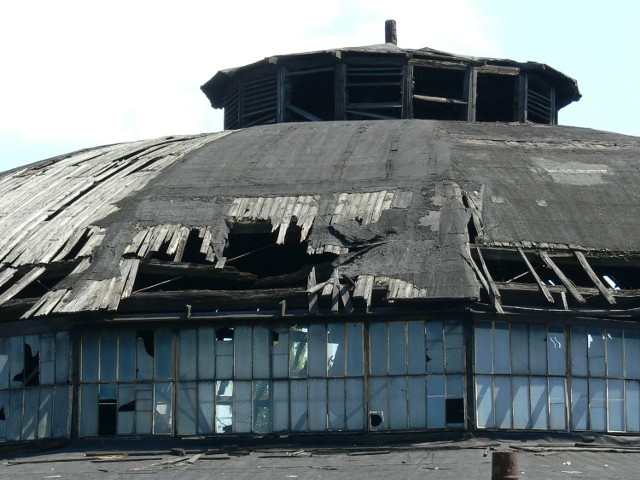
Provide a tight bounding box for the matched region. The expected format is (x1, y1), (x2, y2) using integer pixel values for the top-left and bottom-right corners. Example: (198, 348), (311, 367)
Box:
(385, 20), (397, 45)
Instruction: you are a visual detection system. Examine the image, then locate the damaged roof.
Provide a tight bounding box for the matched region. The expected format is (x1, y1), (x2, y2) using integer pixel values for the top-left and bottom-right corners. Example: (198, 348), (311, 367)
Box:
(1, 120), (639, 318)
(201, 43), (581, 109)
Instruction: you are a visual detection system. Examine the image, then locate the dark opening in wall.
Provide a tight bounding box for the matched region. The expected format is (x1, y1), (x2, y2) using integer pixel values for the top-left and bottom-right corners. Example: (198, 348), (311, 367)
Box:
(216, 327), (234, 341)
(346, 66), (403, 120)
(527, 75), (555, 124)
(286, 68), (335, 121)
(98, 400), (117, 436)
(413, 66), (468, 121)
(475, 73), (517, 122)
(13, 342), (40, 387)
(446, 398), (465, 424)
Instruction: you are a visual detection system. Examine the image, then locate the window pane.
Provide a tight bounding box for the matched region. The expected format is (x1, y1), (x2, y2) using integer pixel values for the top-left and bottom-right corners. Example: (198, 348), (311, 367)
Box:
(407, 322), (426, 374)
(388, 323), (406, 375)
(155, 329), (173, 381)
(328, 378), (345, 430)
(178, 330), (197, 381)
(426, 321), (444, 373)
(253, 380), (270, 433)
(272, 380), (289, 432)
(530, 377), (548, 430)
(511, 324), (529, 374)
(99, 332), (117, 383)
(493, 323), (510, 374)
(135, 385), (153, 434)
(290, 380), (308, 432)
(608, 379), (624, 432)
(529, 324), (547, 375)
(427, 375), (445, 429)
(197, 328), (215, 380)
(308, 379), (327, 431)
(38, 387), (53, 439)
(369, 377), (388, 430)
(570, 326), (588, 376)
(289, 327), (308, 378)
(22, 388), (39, 440)
(216, 334), (234, 379)
(81, 333), (99, 382)
(55, 332), (70, 384)
(327, 323), (345, 377)
(117, 384), (135, 436)
(39, 335), (55, 385)
(0, 337), (9, 389)
(369, 323), (388, 375)
(389, 376), (407, 429)
(80, 384), (98, 436)
(494, 376), (512, 429)
(197, 382), (215, 434)
(235, 381), (252, 433)
(547, 325), (566, 375)
(272, 328), (289, 378)
(153, 383), (172, 435)
(548, 378), (566, 430)
(136, 331), (153, 381)
(118, 330), (136, 382)
(445, 322), (464, 373)
(589, 378), (606, 431)
(308, 325), (327, 378)
(607, 330), (623, 377)
(407, 377), (426, 429)
(53, 386), (70, 438)
(512, 376), (530, 429)
(571, 378), (588, 430)
(215, 380), (233, 433)
(625, 331), (640, 378)
(7, 390), (23, 441)
(626, 380), (640, 432)
(346, 378), (364, 430)
(346, 323), (364, 376)
(474, 322), (493, 373)
(475, 375), (494, 428)
(234, 327), (252, 380)
(253, 327), (270, 379)
(587, 328), (606, 377)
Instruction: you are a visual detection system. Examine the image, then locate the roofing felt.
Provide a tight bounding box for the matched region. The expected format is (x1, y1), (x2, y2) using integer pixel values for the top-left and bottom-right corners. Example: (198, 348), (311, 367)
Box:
(1, 120), (640, 317)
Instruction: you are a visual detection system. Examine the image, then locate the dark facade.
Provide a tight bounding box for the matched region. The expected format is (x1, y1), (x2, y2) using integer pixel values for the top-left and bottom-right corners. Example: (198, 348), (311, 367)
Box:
(2, 29), (640, 445)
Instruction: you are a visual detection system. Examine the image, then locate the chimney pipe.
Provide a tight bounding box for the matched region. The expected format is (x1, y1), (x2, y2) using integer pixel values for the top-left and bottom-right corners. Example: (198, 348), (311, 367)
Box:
(385, 20), (397, 45)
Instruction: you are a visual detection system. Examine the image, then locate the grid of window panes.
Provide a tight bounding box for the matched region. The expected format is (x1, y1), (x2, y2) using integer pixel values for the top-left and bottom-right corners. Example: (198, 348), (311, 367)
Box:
(474, 322), (568, 430)
(368, 320), (465, 430)
(0, 333), (71, 442)
(176, 323), (366, 435)
(79, 329), (174, 436)
(570, 326), (640, 432)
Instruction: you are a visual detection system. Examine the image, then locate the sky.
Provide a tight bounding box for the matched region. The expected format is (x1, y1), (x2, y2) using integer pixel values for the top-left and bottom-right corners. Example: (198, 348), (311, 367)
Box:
(1, 0), (638, 172)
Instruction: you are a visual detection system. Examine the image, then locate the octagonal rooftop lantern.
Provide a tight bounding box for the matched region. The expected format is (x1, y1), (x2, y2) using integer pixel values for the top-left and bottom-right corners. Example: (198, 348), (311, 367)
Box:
(202, 20), (581, 130)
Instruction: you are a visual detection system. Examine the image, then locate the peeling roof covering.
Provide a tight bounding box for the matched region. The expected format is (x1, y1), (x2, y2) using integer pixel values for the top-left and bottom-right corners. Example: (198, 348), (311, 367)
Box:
(1, 120), (640, 317)
(202, 43), (581, 109)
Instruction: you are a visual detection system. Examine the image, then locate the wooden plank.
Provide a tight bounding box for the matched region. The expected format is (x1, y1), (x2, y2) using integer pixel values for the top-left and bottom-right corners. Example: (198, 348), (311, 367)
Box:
(200, 226), (212, 254)
(574, 251), (616, 304)
(371, 190), (388, 223)
(331, 270), (340, 313)
(353, 276), (367, 298)
(363, 275), (374, 309)
(307, 267), (319, 314)
(322, 276), (334, 297)
(539, 251), (586, 304)
(227, 197), (242, 217)
(25, 288), (68, 318)
(0, 267), (18, 290)
(332, 193), (349, 225)
(166, 225), (184, 255)
(413, 94), (467, 105)
(124, 228), (149, 256)
(215, 256), (227, 269)
(0, 266), (46, 306)
(136, 226), (156, 258)
(259, 197), (274, 220)
(475, 247), (504, 314)
(120, 259), (141, 299)
(464, 243), (490, 294)
(205, 244), (216, 263)
(150, 224), (171, 253)
(76, 227), (106, 257)
(172, 227), (191, 262)
(517, 247), (554, 304)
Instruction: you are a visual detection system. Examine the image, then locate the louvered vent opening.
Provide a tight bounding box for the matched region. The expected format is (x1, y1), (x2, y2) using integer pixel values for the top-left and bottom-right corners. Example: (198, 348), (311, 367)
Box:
(241, 73), (278, 127)
(345, 66), (403, 120)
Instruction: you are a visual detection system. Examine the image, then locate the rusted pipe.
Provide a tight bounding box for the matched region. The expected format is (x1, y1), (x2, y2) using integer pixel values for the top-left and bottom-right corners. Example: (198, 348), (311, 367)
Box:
(491, 451), (519, 480)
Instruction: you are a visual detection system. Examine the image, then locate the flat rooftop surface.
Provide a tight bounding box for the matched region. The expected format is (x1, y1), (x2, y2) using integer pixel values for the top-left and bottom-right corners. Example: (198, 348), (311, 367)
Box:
(2, 436), (640, 479)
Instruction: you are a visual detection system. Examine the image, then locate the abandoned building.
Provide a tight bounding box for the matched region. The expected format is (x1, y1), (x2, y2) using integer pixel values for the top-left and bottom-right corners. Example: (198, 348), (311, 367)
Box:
(2, 22), (640, 445)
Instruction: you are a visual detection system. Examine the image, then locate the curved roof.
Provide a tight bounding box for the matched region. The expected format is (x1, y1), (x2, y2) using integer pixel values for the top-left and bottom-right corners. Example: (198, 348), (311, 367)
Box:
(1, 120), (639, 318)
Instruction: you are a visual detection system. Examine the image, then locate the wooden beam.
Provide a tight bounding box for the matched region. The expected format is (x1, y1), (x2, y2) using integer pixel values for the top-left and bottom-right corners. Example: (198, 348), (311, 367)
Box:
(307, 267), (319, 314)
(285, 104), (323, 122)
(413, 94), (467, 105)
(475, 247), (504, 314)
(517, 247), (554, 304)
(574, 251), (616, 304)
(539, 251), (586, 304)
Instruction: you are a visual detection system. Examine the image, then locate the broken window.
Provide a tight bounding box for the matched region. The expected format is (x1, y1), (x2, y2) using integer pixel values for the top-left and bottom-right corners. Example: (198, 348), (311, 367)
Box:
(345, 65), (403, 120)
(475, 72), (518, 122)
(369, 320), (465, 431)
(527, 74), (556, 124)
(412, 66), (468, 120)
(285, 67), (335, 121)
(0, 332), (71, 443)
(79, 328), (174, 437)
